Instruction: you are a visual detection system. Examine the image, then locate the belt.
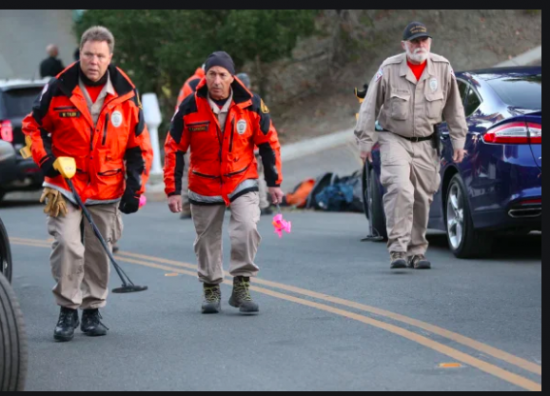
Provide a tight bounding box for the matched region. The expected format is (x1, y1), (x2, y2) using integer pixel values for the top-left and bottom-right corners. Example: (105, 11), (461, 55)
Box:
(382, 129), (434, 143)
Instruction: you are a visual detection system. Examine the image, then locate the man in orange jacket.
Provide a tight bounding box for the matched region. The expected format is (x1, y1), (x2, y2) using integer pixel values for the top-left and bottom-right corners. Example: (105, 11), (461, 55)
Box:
(22, 26), (153, 341)
(164, 51), (283, 314)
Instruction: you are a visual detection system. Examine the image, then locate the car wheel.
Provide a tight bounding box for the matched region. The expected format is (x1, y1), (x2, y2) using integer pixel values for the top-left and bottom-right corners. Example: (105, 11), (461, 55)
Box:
(0, 219), (12, 282)
(0, 272), (28, 391)
(368, 169), (388, 240)
(446, 174), (494, 258)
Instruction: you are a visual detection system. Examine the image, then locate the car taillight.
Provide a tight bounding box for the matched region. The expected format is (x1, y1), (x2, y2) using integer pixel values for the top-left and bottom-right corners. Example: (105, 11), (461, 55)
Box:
(519, 198), (541, 206)
(0, 120), (13, 142)
(484, 122), (542, 144)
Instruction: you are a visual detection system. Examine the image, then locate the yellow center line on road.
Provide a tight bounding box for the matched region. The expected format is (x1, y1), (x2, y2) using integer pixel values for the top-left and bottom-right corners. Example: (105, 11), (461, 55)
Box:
(114, 249), (541, 377)
(10, 238), (541, 391)
(11, 238), (543, 375)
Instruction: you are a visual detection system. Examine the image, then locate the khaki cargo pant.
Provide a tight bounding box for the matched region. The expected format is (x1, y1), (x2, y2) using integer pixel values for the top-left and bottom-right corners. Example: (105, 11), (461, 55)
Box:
(190, 191), (261, 284)
(47, 201), (122, 310)
(378, 132), (441, 255)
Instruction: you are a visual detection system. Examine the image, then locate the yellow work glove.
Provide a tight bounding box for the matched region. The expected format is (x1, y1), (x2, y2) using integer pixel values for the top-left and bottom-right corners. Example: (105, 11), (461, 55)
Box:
(39, 187), (68, 217)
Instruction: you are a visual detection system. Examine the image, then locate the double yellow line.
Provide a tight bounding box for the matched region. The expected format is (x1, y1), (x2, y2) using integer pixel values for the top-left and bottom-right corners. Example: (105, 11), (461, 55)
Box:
(10, 237), (542, 391)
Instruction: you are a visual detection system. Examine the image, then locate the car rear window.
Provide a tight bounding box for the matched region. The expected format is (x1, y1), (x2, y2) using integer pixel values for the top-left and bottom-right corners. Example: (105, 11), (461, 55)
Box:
(2, 87), (43, 118)
(486, 74), (541, 111)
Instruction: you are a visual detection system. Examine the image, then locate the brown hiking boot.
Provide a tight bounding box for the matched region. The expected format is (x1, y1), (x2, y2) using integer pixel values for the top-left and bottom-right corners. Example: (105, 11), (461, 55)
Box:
(408, 254), (431, 269)
(390, 251), (407, 269)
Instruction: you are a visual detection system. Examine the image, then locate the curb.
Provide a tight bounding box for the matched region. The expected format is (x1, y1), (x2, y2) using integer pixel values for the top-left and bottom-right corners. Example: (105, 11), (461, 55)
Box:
(280, 129), (355, 162)
(494, 46), (541, 67)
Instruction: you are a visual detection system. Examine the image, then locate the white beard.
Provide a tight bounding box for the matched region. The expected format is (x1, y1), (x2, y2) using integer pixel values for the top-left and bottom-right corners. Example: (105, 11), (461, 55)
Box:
(406, 46), (429, 63)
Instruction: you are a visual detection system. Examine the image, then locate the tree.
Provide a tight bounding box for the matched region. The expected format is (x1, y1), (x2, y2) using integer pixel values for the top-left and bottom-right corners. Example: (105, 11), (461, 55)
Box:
(74, 10), (319, 138)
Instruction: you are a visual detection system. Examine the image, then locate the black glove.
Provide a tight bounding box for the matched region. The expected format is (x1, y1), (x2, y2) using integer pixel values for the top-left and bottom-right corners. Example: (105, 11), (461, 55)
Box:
(40, 155), (61, 178)
(119, 189), (140, 214)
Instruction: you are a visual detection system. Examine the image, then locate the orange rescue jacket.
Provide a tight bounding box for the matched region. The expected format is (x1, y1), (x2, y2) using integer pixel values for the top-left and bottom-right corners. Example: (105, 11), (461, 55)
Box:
(22, 62), (153, 205)
(164, 77), (282, 206)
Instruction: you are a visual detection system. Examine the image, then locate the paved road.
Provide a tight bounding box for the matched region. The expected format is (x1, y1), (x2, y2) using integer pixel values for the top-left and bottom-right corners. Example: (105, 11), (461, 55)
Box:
(0, 196), (541, 391)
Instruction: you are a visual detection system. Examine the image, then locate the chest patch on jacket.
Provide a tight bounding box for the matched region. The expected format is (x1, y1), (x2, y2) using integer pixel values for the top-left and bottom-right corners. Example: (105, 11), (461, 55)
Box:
(187, 121), (210, 132)
(236, 119), (247, 135)
(58, 111), (81, 118)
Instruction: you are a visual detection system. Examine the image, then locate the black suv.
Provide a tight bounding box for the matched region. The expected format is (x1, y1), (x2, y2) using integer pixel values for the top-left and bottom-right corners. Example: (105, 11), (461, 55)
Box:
(0, 78), (50, 202)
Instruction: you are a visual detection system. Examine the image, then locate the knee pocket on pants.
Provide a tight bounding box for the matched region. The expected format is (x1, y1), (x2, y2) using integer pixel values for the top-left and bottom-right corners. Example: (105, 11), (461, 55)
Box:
(111, 207), (123, 242)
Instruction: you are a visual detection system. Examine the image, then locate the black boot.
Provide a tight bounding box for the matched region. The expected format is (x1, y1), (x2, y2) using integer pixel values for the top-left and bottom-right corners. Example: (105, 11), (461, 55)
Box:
(201, 283), (221, 314)
(81, 309), (109, 336)
(53, 307), (79, 342)
(229, 276), (259, 313)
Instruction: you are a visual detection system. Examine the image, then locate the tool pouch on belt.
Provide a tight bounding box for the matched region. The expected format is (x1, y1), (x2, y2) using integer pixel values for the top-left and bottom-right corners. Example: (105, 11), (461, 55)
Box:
(39, 187), (68, 217)
(432, 124), (441, 157)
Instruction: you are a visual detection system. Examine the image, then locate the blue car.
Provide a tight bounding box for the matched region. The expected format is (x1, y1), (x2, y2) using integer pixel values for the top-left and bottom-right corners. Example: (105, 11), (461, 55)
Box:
(362, 66), (541, 258)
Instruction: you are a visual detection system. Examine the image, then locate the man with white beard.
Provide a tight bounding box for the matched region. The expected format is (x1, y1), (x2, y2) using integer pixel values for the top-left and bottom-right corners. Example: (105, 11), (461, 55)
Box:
(354, 21), (468, 270)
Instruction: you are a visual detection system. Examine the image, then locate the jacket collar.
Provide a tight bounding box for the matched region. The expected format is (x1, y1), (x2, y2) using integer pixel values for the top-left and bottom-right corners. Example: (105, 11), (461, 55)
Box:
(399, 52), (435, 84)
(57, 62), (135, 98)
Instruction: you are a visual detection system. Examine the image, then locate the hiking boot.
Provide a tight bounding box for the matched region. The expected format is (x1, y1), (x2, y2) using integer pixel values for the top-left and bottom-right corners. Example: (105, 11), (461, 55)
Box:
(81, 309), (109, 336)
(408, 254), (431, 269)
(229, 276), (259, 313)
(202, 283), (221, 314)
(53, 307), (79, 342)
(390, 251), (407, 269)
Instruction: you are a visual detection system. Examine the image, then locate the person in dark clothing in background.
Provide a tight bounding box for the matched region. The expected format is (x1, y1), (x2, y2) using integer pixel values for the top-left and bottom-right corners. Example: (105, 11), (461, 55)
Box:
(40, 44), (65, 78)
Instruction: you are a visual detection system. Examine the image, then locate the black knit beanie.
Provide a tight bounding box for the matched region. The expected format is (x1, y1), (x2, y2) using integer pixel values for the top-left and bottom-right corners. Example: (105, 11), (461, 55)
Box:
(204, 51), (235, 75)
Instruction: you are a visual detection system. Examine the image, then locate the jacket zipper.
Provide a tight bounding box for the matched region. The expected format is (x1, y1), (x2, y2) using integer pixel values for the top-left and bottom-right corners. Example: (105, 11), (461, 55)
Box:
(89, 127), (94, 186)
(229, 117), (235, 152)
(102, 113), (109, 145)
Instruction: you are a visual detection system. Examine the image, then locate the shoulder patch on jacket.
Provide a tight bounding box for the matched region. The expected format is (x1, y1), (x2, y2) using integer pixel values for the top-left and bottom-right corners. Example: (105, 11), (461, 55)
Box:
(250, 94), (271, 135)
